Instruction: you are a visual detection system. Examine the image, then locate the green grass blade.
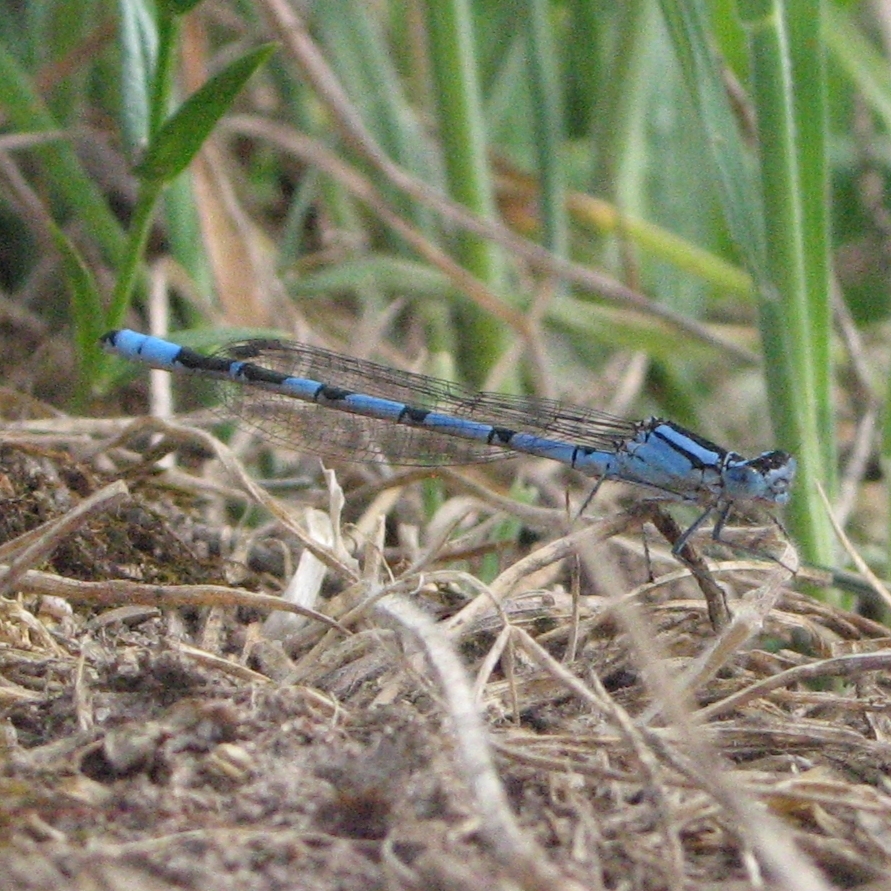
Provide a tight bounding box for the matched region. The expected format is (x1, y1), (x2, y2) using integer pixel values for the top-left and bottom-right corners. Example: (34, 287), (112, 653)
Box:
(739, 1), (836, 573)
(520, 0), (567, 265)
(423, 0), (508, 381)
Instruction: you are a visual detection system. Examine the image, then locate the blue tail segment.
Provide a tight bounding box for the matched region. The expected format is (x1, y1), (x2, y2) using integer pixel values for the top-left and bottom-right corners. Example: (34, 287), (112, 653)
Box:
(101, 329), (796, 541)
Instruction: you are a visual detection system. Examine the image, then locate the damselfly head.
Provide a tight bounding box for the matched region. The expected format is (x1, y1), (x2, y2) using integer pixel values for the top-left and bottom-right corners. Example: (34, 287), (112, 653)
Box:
(754, 450), (797, 503)
(723, 450), (796, 504)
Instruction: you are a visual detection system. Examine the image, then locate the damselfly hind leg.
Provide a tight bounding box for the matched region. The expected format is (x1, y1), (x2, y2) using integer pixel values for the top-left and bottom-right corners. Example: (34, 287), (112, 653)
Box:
(671, 504), (717, 555)
(675, 498), (789, 563)
(670, 502), (797, 598)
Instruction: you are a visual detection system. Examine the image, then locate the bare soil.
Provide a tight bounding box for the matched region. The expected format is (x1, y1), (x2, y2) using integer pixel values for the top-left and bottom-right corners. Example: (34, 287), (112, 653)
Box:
(1, 437), (891, 891)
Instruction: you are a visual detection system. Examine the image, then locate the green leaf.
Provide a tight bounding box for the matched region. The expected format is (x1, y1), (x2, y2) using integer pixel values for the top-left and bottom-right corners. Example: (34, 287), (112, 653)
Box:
(136, 42), (275, 183)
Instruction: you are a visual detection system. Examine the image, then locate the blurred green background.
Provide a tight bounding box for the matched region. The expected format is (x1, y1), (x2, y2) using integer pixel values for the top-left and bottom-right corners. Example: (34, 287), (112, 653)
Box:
(0, 0), (888, 589)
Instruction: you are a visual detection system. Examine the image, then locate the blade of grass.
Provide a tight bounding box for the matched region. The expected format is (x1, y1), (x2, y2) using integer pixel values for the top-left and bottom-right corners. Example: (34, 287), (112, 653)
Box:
(519, 0), (568, 267)
(423, 0), (509, 383)
(739, 0), (837, 575)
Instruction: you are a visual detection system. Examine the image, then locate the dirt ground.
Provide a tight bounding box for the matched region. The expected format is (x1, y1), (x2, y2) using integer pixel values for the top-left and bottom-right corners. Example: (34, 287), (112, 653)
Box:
(2, 434), (891, 891)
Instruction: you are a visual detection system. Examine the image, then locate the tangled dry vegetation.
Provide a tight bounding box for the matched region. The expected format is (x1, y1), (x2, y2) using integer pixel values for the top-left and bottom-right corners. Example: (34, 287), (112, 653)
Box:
(2, 418), (891, 891)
